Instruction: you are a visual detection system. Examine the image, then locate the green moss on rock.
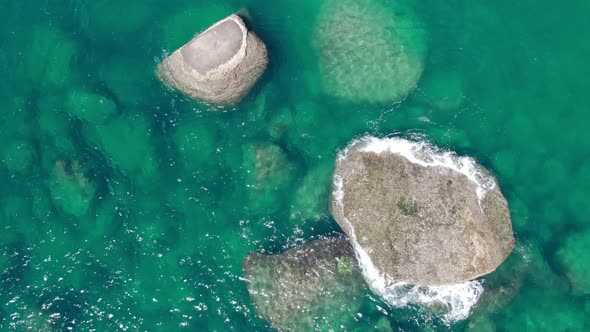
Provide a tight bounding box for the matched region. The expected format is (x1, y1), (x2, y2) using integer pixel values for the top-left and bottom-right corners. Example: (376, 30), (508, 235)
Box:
(397, 196), (419, 216)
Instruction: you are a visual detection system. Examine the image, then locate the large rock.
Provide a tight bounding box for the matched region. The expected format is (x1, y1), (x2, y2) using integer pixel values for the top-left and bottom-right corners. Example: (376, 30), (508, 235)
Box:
(331, 136), (515, 286)
(243, 237), (367, 331)
(157, 14), (268, 105)
(314, 0), (427, 104)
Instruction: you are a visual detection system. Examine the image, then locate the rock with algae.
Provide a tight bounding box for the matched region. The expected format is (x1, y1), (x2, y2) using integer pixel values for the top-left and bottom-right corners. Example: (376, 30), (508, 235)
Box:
(331, 136), (515, 286)
(243, 237), (367, 331)
(48, 160), (96, 217)
(314, 0), (427, 104)
(158, 14), (269, 105)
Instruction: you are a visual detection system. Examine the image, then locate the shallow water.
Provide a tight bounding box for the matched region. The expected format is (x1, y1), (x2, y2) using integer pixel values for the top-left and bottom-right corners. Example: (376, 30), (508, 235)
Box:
(1, 0), (589, 331)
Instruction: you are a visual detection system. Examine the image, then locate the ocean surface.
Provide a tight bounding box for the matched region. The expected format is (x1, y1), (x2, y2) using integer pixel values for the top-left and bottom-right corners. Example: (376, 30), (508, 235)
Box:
(1, 0), (589, 331)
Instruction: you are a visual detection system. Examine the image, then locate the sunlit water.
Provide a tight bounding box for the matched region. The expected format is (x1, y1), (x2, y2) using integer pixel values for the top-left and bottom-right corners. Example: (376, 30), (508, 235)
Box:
(1, 0), (589, 331)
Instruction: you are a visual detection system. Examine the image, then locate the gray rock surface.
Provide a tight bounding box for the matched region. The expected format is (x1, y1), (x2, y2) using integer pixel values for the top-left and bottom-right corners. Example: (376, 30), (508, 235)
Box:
(243, 237), (367, 331)
(157, 14), (268, 105)
(331, 136), (514, 286)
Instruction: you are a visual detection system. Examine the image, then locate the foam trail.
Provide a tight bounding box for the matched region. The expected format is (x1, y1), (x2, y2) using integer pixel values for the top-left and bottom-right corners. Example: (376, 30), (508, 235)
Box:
(333, 135), (488, 323)
(357, 136), (495, 202)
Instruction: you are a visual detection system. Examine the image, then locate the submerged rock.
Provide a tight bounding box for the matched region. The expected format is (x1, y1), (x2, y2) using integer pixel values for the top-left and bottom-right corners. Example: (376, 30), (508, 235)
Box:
(83, 114), (158, 185)
(268, 107), (293, 139)
(243, 237), (367, 331)
(414, 70), (465, 111)
(243, 143), (296, 187)
(49, 160), (96, 217)
(22, 26), (77, 88)
(556, 229), (590, 295)
(158, 14), (268, 105)
(242, 142), (297, 212)
(173, 116), (219, 174)
(314, 0), (427, 104)
(290, 163), (333, 221)
(332, 136), (514, 286)
(65, 89), (117, 124)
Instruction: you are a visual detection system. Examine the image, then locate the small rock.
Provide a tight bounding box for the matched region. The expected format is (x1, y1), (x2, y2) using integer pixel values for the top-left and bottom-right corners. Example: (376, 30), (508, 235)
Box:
(158, 14), (268, 105)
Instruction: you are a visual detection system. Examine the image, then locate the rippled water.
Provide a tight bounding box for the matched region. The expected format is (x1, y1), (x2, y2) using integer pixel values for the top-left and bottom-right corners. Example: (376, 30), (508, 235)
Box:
(1, 0), (589, 331)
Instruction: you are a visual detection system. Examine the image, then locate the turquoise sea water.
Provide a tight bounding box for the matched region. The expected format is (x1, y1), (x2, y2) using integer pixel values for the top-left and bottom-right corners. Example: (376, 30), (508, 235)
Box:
(1, 0), (590, 330)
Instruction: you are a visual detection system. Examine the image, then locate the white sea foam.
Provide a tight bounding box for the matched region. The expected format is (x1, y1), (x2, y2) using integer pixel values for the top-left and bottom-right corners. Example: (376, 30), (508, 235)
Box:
(333, 135), (489, 323)
(352, 135), (495, 202)
(380, 281), (483, 323)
